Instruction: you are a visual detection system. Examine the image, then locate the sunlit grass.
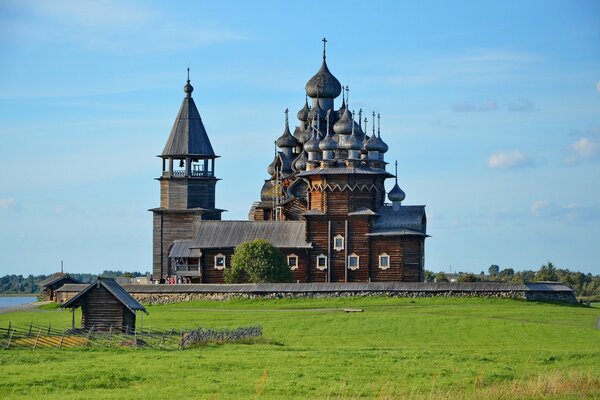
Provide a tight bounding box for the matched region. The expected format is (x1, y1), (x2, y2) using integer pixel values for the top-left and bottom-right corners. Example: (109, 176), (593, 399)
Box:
(0, 297), (599, 399)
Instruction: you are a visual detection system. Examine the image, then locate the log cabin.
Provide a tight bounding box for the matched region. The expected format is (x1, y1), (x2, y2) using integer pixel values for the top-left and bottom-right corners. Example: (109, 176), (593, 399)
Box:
(61, 277), (147, 332)
(151, 40), (428, 284)
(37, 272), (80, 301)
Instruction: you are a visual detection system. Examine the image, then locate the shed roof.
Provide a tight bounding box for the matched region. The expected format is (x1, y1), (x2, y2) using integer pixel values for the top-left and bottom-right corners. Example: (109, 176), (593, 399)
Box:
(190, 221), (311, 249)
(37, 272), (79, 288)
(169, 240), (203, 258)
(61, 277), (147, 314)
(372, 205), (427, 235)
(161, 94), (215, 157)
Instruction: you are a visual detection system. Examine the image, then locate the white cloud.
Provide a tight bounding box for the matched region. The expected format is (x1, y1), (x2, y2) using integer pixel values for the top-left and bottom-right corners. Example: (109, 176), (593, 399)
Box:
(488, 150), (531, 170)
(531, 200), (550, 215)
(597, 81), (600, 93)
(0, 198), (15, 208)
(452, 100), (497, 112)
(565, 137), (599, 164)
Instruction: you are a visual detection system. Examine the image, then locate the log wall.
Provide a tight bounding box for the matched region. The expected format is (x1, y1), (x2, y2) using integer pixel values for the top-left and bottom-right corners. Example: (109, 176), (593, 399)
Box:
(81, 286), (135, 332)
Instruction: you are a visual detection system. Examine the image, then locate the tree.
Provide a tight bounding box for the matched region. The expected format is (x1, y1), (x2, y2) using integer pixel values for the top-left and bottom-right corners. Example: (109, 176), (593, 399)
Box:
(535, 261), (558, 282)
(457, 273), (479, 282)
(424, 270), (435, 282)
(224, 239), (292, 283)
(498, 268), (515, 278)
(488, 265), (500, 276)
(435, 272), (448, 282)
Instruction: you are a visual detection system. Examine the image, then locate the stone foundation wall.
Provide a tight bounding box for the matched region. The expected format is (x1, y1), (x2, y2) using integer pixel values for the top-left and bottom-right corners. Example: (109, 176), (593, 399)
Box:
(131, 289), (576, 306)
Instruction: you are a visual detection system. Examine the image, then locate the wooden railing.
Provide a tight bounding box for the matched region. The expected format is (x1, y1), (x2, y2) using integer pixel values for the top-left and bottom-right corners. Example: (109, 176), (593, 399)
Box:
(176, 264), (199, 272)
(163, 170), (214, 177)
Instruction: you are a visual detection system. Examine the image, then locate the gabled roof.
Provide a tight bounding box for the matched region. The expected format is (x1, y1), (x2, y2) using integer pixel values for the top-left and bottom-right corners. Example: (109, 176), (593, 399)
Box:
(37, 272), (79, 288)
(61, 277), (147, 314)
(162, 95), (215, 157)
(190, 221), (311, 249)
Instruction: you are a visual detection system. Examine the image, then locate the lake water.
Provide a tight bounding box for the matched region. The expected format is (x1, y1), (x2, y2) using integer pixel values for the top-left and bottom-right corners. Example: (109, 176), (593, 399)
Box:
(0, 296), (38, 309)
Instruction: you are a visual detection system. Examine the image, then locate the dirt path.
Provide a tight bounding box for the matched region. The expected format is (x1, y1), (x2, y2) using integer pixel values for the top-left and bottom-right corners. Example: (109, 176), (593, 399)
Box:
(0, 301), (51, 315)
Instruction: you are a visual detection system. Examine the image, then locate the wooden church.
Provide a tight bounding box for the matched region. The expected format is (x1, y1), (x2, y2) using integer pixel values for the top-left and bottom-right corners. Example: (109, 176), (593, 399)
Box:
(151, 40), (427, 284)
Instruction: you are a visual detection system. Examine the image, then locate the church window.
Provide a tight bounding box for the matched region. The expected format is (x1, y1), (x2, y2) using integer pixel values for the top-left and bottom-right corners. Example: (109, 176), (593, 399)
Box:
(316, 254), (327, 270)
(348, 254), (360, 270)
(214, 254), (226, 270)
(287, 254), (298, 270)
(379, 253), (390, 270)
(333, 234), (344, 251)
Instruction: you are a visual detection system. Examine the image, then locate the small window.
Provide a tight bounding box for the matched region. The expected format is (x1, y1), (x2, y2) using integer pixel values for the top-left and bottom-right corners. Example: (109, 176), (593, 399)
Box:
(379, 253), (390, 270)
(333, 234), (344, 251)
(348, 254), (360, 270)
(287, 254), (298, 270)
(214, 254), (226, 270)
(316, 254), (327, 270)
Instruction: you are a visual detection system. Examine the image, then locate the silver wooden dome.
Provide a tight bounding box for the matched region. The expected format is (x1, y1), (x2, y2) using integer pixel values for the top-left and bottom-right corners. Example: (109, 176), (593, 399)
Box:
(305, 59), (342, 99)
(388, 183), (406, 202)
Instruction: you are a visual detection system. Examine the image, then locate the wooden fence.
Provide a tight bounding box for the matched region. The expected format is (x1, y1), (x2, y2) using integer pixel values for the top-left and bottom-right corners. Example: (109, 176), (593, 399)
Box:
(0, 322), (262, 351)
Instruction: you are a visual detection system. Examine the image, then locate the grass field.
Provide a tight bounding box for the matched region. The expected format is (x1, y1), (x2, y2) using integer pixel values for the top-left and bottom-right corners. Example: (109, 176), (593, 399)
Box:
(0, 297), (599, 399)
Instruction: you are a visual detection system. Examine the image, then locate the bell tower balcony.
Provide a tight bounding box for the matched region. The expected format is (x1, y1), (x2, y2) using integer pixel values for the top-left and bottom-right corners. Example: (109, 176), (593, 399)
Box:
(161, 156), (216, 178)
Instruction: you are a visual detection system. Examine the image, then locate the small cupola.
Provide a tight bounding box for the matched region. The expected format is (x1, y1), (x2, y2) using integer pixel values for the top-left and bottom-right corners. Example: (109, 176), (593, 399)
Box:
(297, 96), (310, 122)
(276, 109), (298, 156)
(388, 161), (406, 210)
(319, 110), (337, 163)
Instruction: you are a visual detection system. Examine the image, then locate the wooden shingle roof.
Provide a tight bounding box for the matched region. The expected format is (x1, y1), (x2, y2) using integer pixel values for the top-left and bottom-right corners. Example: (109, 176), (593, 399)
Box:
(191, 221), (311, 249)
(61, 277), (147, 314)
(161, 90), (215, 157)
(37, 272), (79, 288)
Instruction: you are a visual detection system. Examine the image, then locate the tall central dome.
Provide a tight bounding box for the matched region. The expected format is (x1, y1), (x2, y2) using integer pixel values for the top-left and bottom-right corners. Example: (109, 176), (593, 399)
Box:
(305, 38), (342, 99)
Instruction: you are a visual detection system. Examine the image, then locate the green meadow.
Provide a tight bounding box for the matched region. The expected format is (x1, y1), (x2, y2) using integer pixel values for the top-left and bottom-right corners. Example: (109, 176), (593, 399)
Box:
(1, 297), (599, 399)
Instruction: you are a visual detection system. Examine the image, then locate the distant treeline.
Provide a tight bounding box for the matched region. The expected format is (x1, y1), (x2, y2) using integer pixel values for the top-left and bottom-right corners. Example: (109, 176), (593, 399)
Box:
(426, 262), (600, 298)
(0, 271), (148, 294)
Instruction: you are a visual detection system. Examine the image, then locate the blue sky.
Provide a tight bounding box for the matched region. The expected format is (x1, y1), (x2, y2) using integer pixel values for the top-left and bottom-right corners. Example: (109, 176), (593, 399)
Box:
(1, 1), (599, 275)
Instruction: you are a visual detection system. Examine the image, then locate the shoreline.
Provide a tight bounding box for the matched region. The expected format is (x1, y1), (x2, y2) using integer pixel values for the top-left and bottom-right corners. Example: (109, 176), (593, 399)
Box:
(0, 301), (51, 315)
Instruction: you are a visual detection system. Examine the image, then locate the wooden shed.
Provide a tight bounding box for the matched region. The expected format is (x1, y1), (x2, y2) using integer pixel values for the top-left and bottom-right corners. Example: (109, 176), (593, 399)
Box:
(37, 272), (80, 301)
(61, 277), (147, 332)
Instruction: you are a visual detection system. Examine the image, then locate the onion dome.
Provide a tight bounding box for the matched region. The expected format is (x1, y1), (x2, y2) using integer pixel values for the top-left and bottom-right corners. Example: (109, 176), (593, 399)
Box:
(388, 183), (406, 202)
(297, 97), (310, 122)
(344, 127), (362, 151)
(360, 135), (369, 154)
(305, 59), (342, 99)
(304, 131), (321, 153)
(336, 85), (348, 119)
(308, 100), (326, 121)
(276, 109), (298, 148)
(293, 151), (307, 171)
(375, 135), (389, 153)
(336, 100), (346, 120)
(293, 126), (303, 142)
(364, 133), (380, 151)
(319, 132), (337, 151)
(267, 156), (277, 176)
(345, 133), (361, 151)
(184, 80), (193, 98)
(333, 107), (353, 136)
(374, 113), (389, 153)
(297, 125), (312, 144)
